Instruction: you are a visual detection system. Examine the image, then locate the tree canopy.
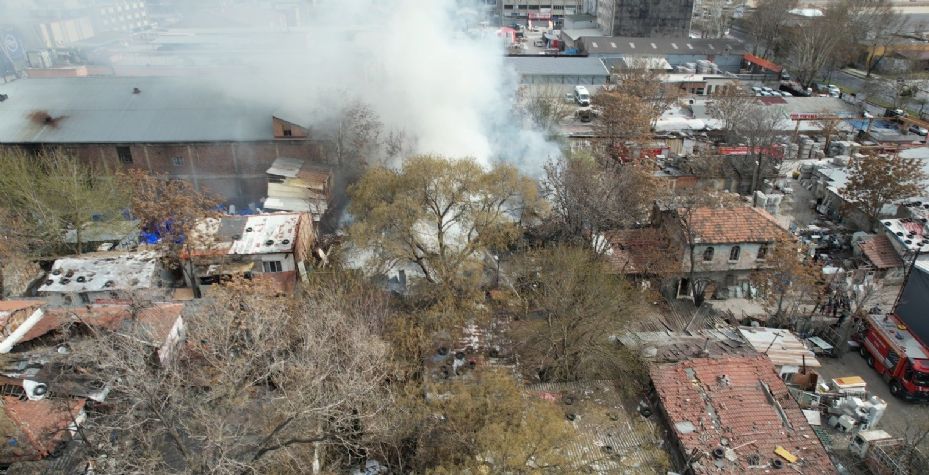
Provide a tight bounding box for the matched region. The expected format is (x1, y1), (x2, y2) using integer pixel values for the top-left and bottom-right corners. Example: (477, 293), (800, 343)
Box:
(842, 153), (928, 219)
(348, 155), (541, 289)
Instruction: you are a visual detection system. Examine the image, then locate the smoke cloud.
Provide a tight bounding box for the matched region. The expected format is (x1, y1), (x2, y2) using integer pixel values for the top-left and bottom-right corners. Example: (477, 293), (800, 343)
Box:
(195, 0), (561, 172)
(0, 0), (560, 172)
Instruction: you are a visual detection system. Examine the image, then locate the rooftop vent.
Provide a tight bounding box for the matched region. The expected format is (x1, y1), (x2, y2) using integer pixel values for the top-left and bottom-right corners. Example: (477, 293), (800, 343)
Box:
(132, 87), (141, 94)
(104, 280), (115, 288)
(0, 94), (7, 102)
(265, 240), (274, 246)
(281, 239), (290, 245)
(76, 276), (86, 283)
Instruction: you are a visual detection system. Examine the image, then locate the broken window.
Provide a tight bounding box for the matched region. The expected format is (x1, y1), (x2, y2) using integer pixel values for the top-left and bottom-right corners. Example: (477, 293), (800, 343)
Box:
(729, 246), (741, 261)
(116, 146), (133, 164)
(262, 261), (283, 273)
(757, 244), (768, 260)
(703, 247), (714, 261)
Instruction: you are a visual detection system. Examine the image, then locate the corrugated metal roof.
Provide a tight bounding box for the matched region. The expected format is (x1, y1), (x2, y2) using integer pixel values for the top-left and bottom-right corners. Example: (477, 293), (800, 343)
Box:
(581, 36), (745, 56)
(0, 77), (280, 143)
(505, 56), (610, 77)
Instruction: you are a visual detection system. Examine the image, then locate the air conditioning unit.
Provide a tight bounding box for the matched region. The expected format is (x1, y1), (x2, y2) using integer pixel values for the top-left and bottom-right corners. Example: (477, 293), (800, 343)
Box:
(23, 380), (48, 400)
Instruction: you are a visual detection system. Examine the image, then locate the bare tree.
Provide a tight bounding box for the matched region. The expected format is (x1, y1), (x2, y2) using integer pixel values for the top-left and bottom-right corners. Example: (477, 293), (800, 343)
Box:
(332, 100), (384, 176)
(787, 19), (844, 88)
(516, 84), (575, 136)
(744, 0), (798, 58)
(710, 99), (788, 194)
(541, 150), (663, 241)
(79, 276), (392, 474)
(749, 238), (824, 327)
(845, 0), (909, 77)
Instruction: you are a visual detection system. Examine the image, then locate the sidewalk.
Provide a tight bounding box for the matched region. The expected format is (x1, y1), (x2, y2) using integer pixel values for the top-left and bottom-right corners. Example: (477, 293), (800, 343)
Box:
(842, 68), (878, 80)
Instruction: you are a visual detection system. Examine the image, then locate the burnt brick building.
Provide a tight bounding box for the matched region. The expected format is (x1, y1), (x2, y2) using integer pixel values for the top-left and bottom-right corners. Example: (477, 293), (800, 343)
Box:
(0, 76), (325, 207)
(597, 0), (695, 37)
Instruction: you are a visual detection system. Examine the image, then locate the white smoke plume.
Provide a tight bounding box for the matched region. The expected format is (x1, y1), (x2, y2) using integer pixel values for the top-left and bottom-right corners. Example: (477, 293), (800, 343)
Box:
(0, 0), (560, 171)
(204, 0), (561, 172)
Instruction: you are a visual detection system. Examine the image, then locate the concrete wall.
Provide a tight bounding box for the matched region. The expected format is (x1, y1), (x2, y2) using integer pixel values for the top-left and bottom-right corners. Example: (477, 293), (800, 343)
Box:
(691, 242), (768, 272)
(1, 140), (327, 208)
(518, 73), (609, 85)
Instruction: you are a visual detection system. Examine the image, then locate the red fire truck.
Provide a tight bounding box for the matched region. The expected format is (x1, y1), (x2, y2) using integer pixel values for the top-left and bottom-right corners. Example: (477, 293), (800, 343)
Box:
(857, 313), (929, 400)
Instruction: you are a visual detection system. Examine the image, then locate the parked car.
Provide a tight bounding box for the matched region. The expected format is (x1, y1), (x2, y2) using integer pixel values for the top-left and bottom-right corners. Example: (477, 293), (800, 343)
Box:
(751, 86), (762, 94)
(573, 85), (591, 106)
(884, 108), (907, 118)
(909, 125), (928, 136)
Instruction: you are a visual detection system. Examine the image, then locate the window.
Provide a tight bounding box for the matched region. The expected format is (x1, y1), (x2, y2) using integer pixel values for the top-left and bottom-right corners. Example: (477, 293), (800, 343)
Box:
(262, 261), (283, 273)
(116, 146), (133, 164)
(172, 156), (183, 166)
(282, 126), (293, 137)
(729, 246), (741, 261)
(757, 244), (768, 260)
(703, 247), (714, 261)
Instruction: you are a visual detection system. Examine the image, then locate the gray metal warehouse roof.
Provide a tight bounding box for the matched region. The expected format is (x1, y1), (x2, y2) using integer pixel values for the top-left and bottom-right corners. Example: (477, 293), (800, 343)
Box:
(0, 77), (281, 143)
(504, 56), (610, 77)
(580, 37), (745, 56)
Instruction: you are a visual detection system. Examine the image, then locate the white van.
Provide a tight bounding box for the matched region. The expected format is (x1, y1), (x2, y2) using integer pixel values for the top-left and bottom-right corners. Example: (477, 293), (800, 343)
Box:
(574, 86), (591, 106)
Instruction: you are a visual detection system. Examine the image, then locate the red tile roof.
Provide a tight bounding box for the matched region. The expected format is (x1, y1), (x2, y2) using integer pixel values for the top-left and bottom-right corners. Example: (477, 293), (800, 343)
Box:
(683, 207), (788, 244)
(0, 301), (42, 313)
(1, 397), (85, 461)
(21, 303), (184, 345)
(860, 235), (905, 269)
(650, 355), (835, 474)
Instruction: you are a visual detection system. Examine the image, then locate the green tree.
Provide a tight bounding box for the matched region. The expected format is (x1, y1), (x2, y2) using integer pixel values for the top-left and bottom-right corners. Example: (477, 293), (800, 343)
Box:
(0, 148), (126, 255)
(842, 153), (928, 219)
(410, 369), (572, 473)
(510, 245), (649, 382)
(348, 155), (540, 290)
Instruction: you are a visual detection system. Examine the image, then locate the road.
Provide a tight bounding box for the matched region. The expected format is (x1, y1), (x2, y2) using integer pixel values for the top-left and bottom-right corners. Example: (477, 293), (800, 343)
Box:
(828, 70), (929, 117)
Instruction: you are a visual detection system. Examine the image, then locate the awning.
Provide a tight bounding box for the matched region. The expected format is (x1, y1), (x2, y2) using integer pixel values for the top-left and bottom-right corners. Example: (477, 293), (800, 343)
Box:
(743, 53), (782, 73)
